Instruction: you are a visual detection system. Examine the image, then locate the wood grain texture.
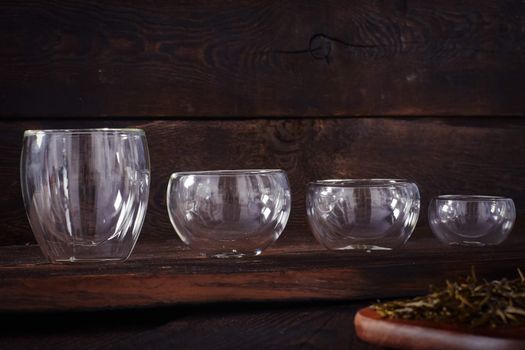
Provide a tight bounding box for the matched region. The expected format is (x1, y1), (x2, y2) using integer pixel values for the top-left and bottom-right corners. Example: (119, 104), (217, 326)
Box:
(0, 236), (524, 311)
(1, 117), (524, 247)
(0, 302), (380, 349)
(355, 307), (525, 350)
(99, 303), (377, 350)
(1, 0), (525, 116)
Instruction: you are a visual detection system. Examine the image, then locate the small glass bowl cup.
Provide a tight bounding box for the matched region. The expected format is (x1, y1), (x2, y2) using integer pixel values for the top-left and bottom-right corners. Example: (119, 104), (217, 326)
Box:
(167, 169), (291, 258)
(428, 195), (516, 246)
(21, 128), (150, 263)
(306, 179), (420, 250)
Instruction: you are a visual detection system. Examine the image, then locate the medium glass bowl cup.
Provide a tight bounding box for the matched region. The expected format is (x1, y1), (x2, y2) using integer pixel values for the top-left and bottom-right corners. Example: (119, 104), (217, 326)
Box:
(428, 195), (515, 246)
(167, 169), (291, 258)
(306, 179), (420, 250)
(21, 129), (150, 263)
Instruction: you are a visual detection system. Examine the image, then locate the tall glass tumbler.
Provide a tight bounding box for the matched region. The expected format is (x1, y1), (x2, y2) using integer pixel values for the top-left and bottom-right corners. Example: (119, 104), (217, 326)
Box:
(21, 129), (150, 263)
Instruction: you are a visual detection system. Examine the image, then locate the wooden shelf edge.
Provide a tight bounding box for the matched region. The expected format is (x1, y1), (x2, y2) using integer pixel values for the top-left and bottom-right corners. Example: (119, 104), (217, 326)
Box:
(1, 237), (524, 311)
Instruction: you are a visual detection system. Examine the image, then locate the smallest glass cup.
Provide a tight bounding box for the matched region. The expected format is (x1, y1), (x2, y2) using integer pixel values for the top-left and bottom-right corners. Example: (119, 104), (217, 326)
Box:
(428, 195), (516, 246)
(306, 179), (420, 250)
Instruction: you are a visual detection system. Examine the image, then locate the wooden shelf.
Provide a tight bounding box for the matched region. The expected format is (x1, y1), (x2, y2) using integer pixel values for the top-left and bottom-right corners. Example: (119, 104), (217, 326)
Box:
(1, 234), (524, 312)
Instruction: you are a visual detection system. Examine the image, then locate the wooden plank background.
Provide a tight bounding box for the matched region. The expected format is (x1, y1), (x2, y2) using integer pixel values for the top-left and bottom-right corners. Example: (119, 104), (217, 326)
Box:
(1, 0), (525, 117)
(1, 118), (524, 247)
(0, 0), (524, 323)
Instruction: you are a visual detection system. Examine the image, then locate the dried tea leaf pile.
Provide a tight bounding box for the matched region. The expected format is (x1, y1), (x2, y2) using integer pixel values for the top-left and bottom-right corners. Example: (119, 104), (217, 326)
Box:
(373, 269), (525, 328)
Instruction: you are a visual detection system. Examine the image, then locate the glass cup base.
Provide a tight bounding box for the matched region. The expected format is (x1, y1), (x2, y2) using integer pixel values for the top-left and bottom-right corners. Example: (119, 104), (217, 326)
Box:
(53, 257), (127, 263)
(204, 248), (263, 259)
(38, 240), (135, 263)
(447, 241), (495, 247)
(331, 244), (393, 251)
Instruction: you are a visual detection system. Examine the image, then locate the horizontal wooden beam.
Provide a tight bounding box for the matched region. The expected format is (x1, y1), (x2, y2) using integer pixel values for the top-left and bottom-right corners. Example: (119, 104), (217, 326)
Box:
(1, 236), (524, 311)
(1, 1), (524, 116)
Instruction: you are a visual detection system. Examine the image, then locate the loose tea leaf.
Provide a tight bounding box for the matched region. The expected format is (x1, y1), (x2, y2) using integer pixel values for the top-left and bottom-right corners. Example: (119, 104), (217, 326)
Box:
(372, 269), (525, 328)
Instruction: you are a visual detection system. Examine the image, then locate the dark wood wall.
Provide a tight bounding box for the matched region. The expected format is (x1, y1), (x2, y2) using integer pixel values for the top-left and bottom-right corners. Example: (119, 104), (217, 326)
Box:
(1, 118), (524, 247)
(1, 1), (525, 248)
(1, 0), (525, 117)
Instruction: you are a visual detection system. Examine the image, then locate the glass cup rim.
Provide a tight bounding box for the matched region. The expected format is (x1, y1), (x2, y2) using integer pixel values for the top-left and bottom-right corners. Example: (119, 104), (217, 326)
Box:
(309, 178), (414, 188)
(432, 194), (512, 202)
(24, 128), (145, 137)
(170, 169), (286, 178)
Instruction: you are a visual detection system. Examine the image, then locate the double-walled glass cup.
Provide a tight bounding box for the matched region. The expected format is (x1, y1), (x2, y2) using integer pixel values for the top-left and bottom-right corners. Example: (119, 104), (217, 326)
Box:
(429, 195), (515, 246)
(167, 169), (291, 258)
(307, 179), (420, 250)
(21, 129), (150, 262)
